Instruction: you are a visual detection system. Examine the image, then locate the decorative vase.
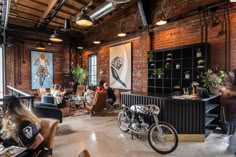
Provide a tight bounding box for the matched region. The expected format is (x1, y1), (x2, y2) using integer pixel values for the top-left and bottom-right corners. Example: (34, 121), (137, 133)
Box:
(209, 86), (219, 95)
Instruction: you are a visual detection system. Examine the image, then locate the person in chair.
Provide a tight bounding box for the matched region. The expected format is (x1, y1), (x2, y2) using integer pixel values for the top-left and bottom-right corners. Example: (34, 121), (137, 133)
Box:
(1, 95), (47, 157)
(103, 82), (116, 111)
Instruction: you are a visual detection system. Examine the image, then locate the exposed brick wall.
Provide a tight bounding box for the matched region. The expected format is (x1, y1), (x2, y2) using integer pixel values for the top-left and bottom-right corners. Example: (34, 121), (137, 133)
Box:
(4, 0), (236, 98)
(82, 0), (236, 95)
(5, 40), (73, 95)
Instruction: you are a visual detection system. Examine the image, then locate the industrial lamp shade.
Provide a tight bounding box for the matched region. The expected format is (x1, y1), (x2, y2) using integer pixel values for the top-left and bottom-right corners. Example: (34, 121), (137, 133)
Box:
(75, 10), (93, 27)
(156, 11), (167, 25)
(64, 18), (71, 30)
(35, 42), (46, 51)
(49, 30), (63, 42)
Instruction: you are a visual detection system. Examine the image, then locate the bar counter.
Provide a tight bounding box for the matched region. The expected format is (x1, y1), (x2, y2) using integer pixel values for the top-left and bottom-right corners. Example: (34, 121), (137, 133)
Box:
(120, 92), (220, 142)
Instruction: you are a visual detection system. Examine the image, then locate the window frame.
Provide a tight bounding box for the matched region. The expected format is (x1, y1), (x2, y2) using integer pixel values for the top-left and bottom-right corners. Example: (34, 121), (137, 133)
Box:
(88, 54), (98, 86)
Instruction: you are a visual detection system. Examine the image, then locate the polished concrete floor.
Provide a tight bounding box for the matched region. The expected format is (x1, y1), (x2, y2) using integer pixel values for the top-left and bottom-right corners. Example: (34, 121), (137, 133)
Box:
(53, 110), (234, 157)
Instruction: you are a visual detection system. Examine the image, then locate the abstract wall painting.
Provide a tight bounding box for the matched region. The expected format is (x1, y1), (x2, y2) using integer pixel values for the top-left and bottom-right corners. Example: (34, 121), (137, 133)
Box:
(109, 43), (132, 90)
(31, 51), (53, 90)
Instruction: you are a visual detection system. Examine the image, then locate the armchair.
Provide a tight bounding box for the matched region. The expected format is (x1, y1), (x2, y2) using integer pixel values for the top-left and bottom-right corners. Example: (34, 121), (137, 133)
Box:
(40, 118), (59, 156)
(85, 92), (107, 116)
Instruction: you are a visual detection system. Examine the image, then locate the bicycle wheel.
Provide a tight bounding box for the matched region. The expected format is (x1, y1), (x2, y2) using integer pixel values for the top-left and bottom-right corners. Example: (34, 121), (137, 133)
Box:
(148, 122), (178, 154)
(117, 111), (129, 132)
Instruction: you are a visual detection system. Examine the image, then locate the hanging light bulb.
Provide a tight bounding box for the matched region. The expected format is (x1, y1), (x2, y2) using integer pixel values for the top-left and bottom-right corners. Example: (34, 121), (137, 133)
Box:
(93, 40), (101, 44)
(35, 42), (46, 51)
(156, 10), (167, 25)
(49, 30), (63, 42)
(117, 19), (127, 37)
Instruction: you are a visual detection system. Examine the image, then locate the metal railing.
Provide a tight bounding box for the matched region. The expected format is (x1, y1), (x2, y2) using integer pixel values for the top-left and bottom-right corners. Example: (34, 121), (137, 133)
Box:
(0, 86), (35, 110)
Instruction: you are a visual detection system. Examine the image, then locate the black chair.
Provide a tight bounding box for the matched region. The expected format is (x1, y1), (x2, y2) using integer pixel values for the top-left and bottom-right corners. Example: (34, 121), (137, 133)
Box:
(34, 103), (63, 123)
(41, 95), (55, 104)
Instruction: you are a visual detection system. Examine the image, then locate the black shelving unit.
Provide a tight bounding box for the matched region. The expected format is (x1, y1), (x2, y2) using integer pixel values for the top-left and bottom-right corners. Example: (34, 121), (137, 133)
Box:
(148, 43), (210, 96)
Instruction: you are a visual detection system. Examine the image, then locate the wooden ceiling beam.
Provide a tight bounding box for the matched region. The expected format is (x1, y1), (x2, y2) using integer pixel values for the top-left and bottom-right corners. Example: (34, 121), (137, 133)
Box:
(39, 0), (59, 23)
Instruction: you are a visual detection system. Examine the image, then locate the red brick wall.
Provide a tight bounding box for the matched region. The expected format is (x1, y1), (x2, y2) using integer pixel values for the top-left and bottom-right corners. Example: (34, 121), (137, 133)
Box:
(5, 40), (74, 95)
(82, 1), (236, 95)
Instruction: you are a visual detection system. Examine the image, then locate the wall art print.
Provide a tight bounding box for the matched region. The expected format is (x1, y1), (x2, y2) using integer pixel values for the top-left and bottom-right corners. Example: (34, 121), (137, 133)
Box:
(31, 51), (53, 90)
(109, 43), (132, 90)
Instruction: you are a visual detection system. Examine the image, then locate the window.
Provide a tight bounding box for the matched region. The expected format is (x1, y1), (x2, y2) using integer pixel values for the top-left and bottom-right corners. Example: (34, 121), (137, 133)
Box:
(88, 54), (97, 86)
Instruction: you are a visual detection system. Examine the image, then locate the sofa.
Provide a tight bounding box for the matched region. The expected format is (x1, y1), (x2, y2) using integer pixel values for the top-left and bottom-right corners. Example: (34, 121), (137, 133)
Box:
(34, 102), (63, 123)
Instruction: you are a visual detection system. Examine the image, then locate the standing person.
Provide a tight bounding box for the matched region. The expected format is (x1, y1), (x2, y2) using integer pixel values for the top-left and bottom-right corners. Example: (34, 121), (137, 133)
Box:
(1, 95), (46, 157)
(103, 82), (116, 111)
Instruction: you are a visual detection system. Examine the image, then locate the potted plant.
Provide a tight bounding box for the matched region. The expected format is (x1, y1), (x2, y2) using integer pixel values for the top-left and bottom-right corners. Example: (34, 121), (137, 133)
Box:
(72, 65), (88, 85)
(153, 68), (164, 78)
(201, 69), (225, 95)
(147, 53), (154, 62)
(196, 48), (202, 57)
(184, 71), (190, 79)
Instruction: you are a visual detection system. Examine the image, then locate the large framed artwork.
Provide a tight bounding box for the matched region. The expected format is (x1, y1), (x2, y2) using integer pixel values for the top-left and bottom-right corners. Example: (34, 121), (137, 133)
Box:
(109, 42), (132, 90)
(31, 51), (53, 90)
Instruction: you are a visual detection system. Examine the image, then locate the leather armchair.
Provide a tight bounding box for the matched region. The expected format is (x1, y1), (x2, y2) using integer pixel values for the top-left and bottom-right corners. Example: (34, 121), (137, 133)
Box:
(85, 92), (107, 116)
(34, 103), (63, 123)
(40, 118), (59, 156)
(78, 149), (91, 157)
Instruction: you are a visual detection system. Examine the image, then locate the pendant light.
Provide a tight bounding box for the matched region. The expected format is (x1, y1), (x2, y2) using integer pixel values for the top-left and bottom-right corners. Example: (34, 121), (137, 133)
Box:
(35, 42), (46, 51)
(230, 0), (236, 2)
(64, 18), (71, 30)
(156, 10), (167, 25)
(117, 19), (127, 37)
(49, 30), (63, 42)
(75, 9), (93, 27)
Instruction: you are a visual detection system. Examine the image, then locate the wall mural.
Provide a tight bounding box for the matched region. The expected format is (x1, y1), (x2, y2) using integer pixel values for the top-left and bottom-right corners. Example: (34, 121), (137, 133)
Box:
(31, 51), (53, 90)
(109, 43), (132, 90)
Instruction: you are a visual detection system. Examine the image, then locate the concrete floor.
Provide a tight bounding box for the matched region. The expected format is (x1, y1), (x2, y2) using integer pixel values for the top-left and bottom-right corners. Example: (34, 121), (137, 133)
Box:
(53, 110), (234, 157)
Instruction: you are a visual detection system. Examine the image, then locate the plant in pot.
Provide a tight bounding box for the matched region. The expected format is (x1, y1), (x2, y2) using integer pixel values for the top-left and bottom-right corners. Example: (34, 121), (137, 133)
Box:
(72, 65), (88, 95)
(184, 71), (190, 79)
(153, 68), (164, 78)
(147, 53), (154, 62)
(201, 69), (225, 95)
(196, 48), (202, 57)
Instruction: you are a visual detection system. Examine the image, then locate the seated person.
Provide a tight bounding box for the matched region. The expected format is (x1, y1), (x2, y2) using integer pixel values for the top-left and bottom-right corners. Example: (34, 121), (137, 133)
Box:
(1, 95), (46, 157)
(95, 80), (106, 92)
(103, 82), (116, 111)
(84, 86), (95, 106)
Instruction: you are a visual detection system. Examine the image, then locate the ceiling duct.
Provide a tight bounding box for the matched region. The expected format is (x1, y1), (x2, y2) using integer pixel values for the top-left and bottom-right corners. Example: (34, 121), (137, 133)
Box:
(87, 0), (131, 21)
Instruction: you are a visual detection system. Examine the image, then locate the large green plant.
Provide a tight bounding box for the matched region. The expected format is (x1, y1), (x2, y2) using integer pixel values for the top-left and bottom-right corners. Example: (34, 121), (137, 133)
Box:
(72, 65), (88, 85)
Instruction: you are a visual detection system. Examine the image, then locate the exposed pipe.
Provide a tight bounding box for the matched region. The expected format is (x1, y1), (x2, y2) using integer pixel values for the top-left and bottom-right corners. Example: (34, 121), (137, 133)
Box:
(88, 1), (117, 20)
(226, 2), (231, 71)
(1, 0), (11, 30)
(38, 0), (67, 29)
(223, 4), (228, 71)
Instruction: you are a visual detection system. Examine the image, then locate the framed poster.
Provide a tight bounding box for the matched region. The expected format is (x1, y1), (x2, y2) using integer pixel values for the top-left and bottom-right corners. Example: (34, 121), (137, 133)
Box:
(109, 43), (132, 90)
(31, 51), (53, 90)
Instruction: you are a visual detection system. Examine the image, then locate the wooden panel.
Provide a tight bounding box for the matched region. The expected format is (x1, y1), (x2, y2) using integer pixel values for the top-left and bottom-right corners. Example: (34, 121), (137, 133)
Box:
(11, 5), (44, 16)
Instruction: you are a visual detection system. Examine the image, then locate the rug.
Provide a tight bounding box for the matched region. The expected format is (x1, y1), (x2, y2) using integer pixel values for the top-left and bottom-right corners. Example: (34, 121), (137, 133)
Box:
(69, 108), (88, 117)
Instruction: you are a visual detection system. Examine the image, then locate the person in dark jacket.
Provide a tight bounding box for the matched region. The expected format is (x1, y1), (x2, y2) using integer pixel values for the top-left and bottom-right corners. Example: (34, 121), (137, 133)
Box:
(1, 95), (47, 157)
(103, 82), (116, 111)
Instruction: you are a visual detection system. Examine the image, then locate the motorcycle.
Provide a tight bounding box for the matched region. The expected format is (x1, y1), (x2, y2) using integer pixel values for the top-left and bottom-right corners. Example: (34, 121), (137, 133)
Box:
(117, 104), (178, 154)
(39, 67), (46, 87)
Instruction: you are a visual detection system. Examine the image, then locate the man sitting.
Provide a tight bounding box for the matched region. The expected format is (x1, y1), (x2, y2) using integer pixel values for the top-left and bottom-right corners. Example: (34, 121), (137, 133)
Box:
(103, 82), (116, 111)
